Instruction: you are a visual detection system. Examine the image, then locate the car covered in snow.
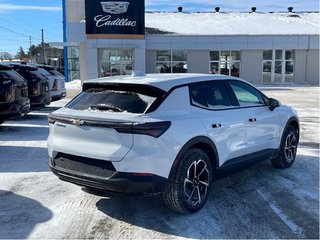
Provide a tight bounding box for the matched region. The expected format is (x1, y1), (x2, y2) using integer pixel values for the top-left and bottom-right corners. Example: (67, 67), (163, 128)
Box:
(0, 63), (30, 125)
(47, 73), (299, 214)
(36, 65), (66, 101)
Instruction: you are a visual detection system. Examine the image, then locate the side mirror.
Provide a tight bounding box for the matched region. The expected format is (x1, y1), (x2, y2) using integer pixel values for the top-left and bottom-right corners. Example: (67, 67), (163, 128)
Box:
(268, 98), (280, 111)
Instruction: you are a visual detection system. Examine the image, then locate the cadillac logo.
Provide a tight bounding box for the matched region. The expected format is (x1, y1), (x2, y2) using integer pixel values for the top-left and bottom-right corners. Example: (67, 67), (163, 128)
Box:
(100, 1), (129, 14)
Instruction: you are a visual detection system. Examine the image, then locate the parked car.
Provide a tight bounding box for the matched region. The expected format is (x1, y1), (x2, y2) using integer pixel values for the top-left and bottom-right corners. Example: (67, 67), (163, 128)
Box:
(36, 65), (66, 101)
(47, 73), (299, 214)
(10, 63), (51, 109)
(0, 64), (30, 124)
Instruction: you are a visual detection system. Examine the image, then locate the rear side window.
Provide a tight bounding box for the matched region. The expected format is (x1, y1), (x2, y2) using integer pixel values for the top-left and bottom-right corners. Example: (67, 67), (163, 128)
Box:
(190, 81), (232, 109)
(66, 86), (160, 114)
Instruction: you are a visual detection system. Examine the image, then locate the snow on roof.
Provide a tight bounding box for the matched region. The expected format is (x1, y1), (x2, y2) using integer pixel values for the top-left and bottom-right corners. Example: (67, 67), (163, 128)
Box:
(145, 12), (320, 35)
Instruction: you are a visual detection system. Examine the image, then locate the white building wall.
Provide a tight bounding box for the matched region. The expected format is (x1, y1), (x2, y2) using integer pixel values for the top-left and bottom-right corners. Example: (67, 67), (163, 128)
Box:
(187, 50), (210, 73)
(294, 50), (307, 84)
(240, 50), (263, 84)
(146, 50), (156, 73)
(65, 0), (84, 22)
(79, 42), (87, 81)
(306, 49), (320, 85)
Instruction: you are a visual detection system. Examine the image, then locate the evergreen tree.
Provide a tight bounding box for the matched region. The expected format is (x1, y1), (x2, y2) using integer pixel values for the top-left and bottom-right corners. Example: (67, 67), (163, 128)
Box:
(15, 47), (27, 60)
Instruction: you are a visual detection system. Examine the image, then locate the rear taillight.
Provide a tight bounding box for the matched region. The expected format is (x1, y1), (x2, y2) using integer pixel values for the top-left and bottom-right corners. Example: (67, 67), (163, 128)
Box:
(5, 84), (16, 102)
(52, 79), (58, 91)
(116, 121), (171, 138)
(30, 83), (41, 96)
(48, 114), (171, 138)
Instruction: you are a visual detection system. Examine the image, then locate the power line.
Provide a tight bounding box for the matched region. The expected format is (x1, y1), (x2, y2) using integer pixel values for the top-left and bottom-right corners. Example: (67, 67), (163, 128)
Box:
(0, 24), (42, 42)
(0, 16), (42, 40)
(0, 25), (29, 37)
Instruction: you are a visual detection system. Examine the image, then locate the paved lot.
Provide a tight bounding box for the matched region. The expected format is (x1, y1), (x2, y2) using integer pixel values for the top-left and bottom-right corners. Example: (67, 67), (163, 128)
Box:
(0, 87), (319, 239)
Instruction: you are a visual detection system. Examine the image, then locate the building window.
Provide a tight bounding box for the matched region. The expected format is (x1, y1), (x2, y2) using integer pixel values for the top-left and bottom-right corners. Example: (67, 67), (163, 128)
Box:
(67, 46), (80, 81)
(262, 50), (295, 84)
(210, 50), (240, 77)
(156, 50), (187, 73)
(98, 49), (133, 77)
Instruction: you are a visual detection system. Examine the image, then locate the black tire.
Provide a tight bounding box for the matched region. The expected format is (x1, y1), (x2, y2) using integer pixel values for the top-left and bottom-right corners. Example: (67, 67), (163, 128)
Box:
(163, 148), (213, 214)
(271, 125), (298, 169)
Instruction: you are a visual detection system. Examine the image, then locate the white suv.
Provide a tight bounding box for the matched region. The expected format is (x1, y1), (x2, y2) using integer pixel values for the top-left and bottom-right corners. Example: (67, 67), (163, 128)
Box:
(47, 74), (299, 214)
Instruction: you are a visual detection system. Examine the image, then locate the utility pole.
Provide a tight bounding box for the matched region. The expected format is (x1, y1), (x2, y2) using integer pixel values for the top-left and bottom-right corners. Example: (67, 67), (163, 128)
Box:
(29, 36), (32, 62)
(41, 29), (45, 64)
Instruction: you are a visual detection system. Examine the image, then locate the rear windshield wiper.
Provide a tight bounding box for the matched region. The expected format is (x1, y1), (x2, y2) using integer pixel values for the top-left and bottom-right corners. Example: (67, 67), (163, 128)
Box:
(89, 104), (123, 112)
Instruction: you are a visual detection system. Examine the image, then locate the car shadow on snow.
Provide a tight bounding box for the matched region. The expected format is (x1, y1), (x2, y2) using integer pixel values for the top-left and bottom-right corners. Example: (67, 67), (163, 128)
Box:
(0, 190), (52, 239)
(0, 125), (48, 141)
(0, 146), (50, 172)
(1, 106), (60, 126)
(94, 154), (319, 239)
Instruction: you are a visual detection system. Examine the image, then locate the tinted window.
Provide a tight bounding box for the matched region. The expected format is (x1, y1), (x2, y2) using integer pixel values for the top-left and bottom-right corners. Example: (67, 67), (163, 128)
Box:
(190, 81), (232, 109)
(0, 70), (25, 82)
(16, 68), (45, 81)
(66, 87), (157, 114)
(48, 69), (64, 77)
(229, 81), (265, 106)
(37, 68), (51, 77)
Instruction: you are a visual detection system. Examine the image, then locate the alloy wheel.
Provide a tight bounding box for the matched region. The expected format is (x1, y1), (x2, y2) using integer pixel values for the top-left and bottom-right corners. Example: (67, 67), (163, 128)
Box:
(284, 131), (297, 162)
(183, 159), (210, 206)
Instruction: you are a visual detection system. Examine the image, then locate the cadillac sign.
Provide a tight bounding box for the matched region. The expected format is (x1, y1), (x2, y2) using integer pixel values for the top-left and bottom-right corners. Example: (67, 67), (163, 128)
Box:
(85, 0), (145, 37)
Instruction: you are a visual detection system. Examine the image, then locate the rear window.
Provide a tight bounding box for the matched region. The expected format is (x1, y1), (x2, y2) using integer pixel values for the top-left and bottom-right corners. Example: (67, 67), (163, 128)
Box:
(66, 86), (161, 114)
(48, 69), (64, 77)
(17, 68), (45, 81)
(0, 70), (25, 83)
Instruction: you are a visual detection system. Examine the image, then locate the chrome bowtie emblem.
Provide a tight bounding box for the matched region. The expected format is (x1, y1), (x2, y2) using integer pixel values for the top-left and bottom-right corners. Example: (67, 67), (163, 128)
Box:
(72, 119), (84, 126)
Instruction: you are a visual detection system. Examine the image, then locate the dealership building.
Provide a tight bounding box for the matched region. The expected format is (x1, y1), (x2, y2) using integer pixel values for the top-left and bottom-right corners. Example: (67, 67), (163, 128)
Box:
(63, 0), (320, 85)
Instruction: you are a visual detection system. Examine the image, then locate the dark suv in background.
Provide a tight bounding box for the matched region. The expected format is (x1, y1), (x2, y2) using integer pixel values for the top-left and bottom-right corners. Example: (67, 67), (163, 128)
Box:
(0, 64), (30, 124)
(10, 63), (51, 109)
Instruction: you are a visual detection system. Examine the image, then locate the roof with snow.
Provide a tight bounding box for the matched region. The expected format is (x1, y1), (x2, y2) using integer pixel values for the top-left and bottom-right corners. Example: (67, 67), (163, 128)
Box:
(145, 12), (320, 35)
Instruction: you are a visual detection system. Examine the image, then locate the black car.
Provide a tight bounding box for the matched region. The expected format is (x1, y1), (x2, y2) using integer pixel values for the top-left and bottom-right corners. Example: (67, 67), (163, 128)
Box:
(0, 64), (30, 124)
(10, 63), (51, 109)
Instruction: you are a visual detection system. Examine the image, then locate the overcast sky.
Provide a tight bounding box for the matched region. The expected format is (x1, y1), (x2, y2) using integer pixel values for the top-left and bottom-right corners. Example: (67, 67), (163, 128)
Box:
(0, 0), (319, 55)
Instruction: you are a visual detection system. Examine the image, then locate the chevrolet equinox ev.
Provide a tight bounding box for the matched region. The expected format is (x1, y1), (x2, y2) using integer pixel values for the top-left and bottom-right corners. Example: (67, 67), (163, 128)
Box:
(47, 74), (299, 214)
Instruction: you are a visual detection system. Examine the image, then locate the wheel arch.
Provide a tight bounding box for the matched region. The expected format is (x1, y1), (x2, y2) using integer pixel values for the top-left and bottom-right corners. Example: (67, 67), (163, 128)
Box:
(168, 136), (219, 180)
(284, 116), (300, 143)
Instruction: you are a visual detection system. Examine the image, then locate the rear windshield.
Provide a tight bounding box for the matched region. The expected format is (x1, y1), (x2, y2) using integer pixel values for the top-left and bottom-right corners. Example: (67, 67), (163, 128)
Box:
(66, 87), (160, 114)
(48, 69), (64, 77)
(16, 68), (46, 81)
(0, 70), (25, 83)
(37, 68), (51, 77)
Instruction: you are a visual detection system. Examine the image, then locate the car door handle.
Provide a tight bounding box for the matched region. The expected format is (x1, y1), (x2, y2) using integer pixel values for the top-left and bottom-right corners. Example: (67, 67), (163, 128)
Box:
(249, 118), (257, 122)
(212, 124), (222, 128)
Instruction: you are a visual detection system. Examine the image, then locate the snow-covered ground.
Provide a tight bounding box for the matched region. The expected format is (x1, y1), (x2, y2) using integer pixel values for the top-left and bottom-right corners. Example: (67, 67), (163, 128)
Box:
(0, 85), (319, 239)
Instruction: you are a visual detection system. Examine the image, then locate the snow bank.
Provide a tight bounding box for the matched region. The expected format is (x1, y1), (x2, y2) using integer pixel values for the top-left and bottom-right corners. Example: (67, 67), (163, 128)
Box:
(65, 79), (82, 90)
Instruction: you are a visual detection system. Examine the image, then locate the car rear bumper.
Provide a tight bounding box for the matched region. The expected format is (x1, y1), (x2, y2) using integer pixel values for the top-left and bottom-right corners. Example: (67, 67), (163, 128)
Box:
(50, 90), (67, 101)
(0, 100), (30, 120)
(49, 153), (169, 193)
(30, 93), (51, 109)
